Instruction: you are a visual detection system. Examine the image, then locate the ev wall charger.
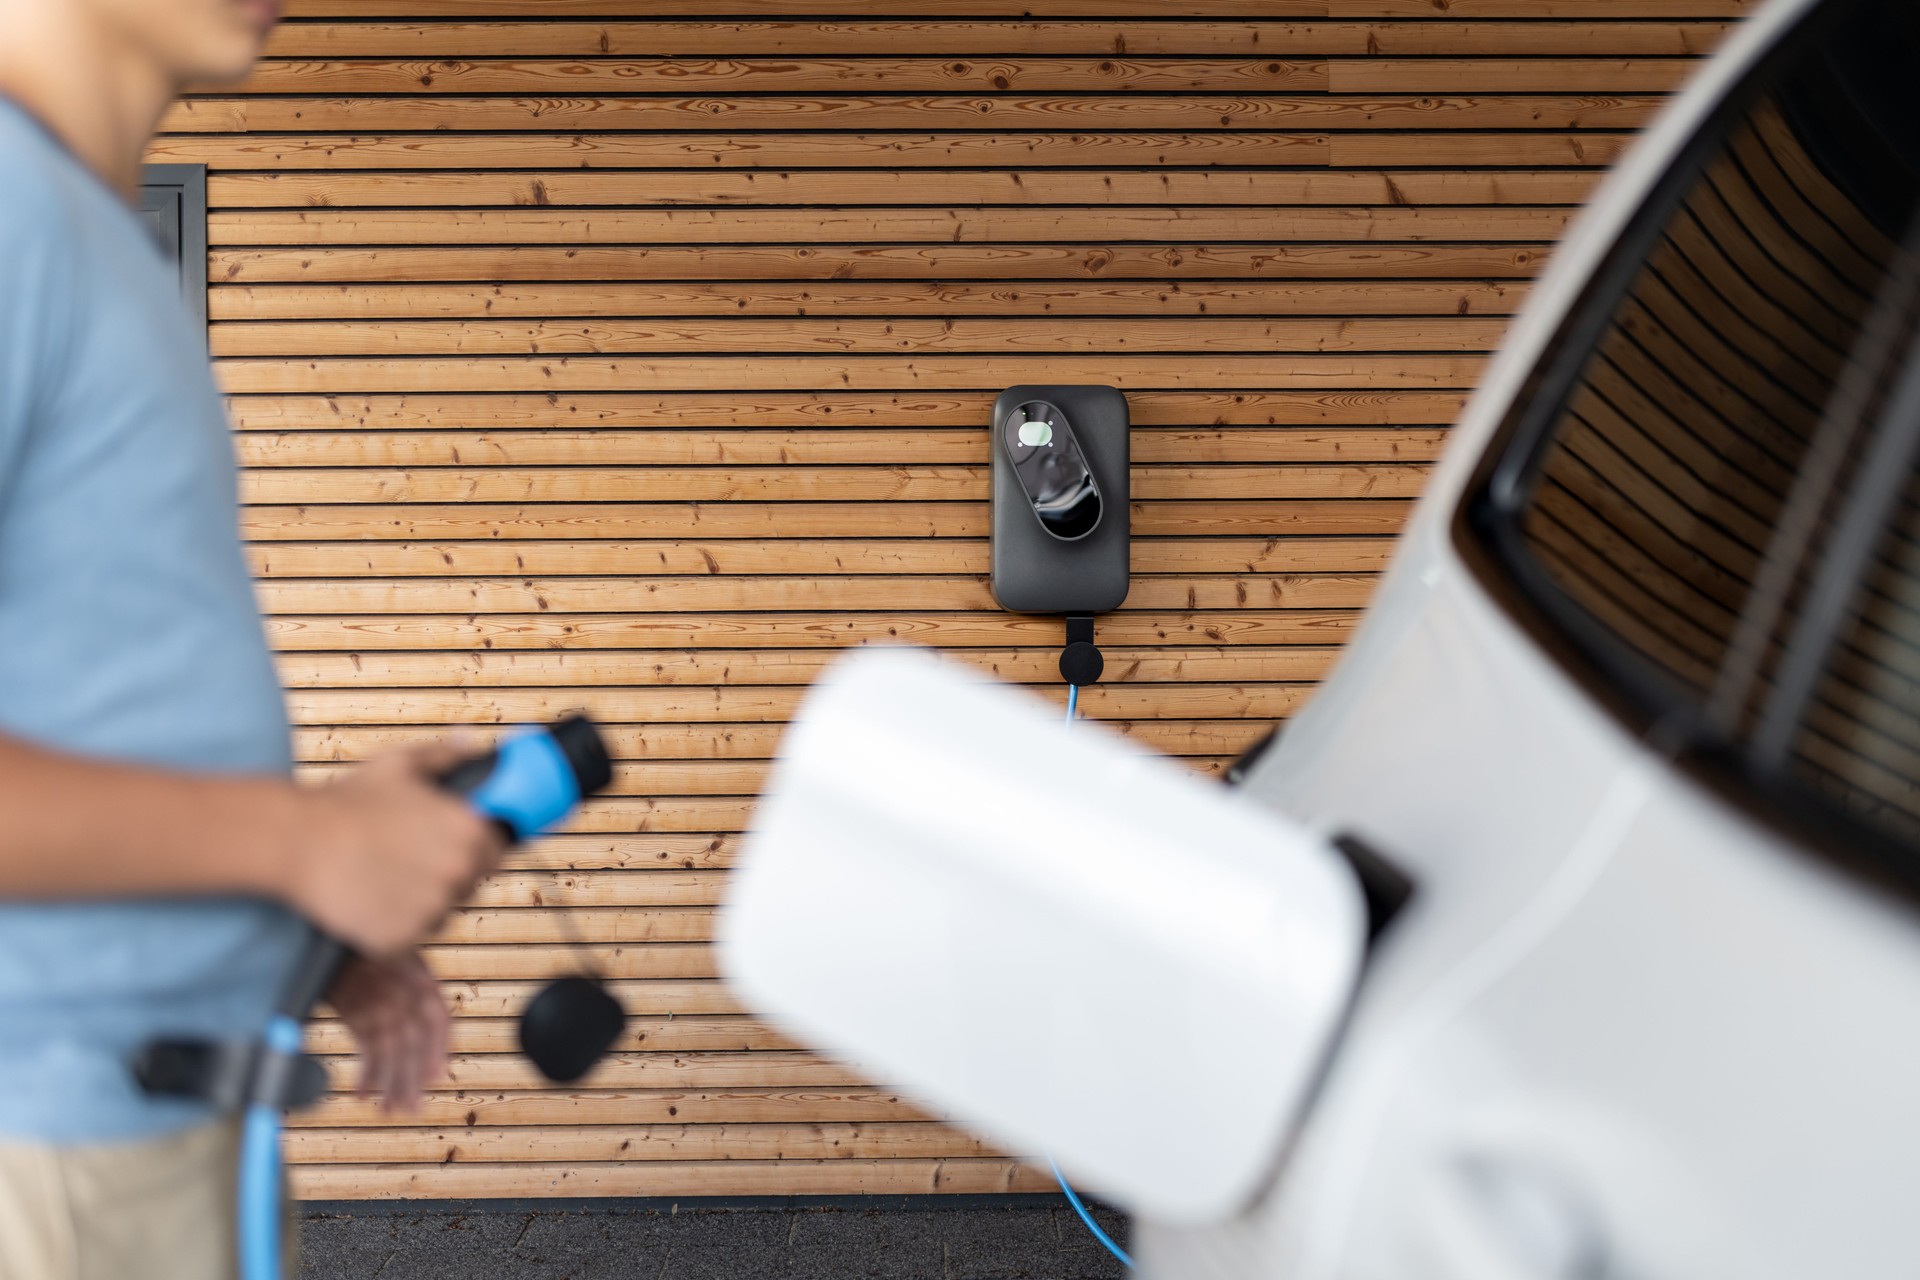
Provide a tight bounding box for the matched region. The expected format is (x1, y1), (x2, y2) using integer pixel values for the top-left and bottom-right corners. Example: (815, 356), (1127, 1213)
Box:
(991, 385), (1130, 614)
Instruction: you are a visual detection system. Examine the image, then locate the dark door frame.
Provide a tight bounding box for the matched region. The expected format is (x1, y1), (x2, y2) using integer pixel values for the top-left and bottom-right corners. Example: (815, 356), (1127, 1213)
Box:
(138, 162), (208, 342)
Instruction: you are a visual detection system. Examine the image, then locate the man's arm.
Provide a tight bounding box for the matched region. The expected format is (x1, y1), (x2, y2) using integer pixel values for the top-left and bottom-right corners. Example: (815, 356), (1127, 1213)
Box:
(0, 733), (505, 955)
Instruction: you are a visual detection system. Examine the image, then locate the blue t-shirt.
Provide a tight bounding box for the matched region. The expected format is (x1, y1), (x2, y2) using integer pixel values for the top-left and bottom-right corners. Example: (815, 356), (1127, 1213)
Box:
(0, 100), (303, 1142)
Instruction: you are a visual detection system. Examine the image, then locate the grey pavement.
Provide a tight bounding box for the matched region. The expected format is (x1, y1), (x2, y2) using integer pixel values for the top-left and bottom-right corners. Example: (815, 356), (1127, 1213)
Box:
(296, 1198), (1131, 1280)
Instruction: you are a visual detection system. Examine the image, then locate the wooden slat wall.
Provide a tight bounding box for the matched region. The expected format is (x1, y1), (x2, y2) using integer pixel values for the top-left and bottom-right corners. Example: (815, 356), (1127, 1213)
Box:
(156, 0), (1749, 1200)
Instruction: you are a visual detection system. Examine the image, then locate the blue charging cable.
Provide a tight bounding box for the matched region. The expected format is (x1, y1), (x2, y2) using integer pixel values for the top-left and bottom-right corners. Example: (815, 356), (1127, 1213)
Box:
(232, 721), (607, 1280)
(238, 1015), (304, 1280)
(1051, 1153), (1134, 1270)
(1051, 683), (1135, 1271)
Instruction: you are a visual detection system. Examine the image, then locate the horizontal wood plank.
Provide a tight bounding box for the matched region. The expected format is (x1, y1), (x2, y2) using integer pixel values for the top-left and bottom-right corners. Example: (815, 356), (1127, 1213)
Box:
(255, 575), (1380, 614)
(260, 22), (1734, 59)
(294, 718), (1279, 763)
(431, 978), (743, 1017)
(235, 464), (1428, 504)
(285, 1122), (993, 1164)
(214, 355), (1486, 394)
(209, 244), (1545, 283)
(210, 281), (1528, 321)
(1330, 132), (1635, 166)
(206, 168), (1591, 211)
(164, 94), (1661, 135)
(282, 681), (1318, 724)
(239, 502), (1408, 540)
(307, 1014), (792, 1055)
(246, 537), (1402, 578)
(291, 1159), (1053, 1198)
(234, 56), (1333, 96)
(275, 646), (1343, 686)
(223, 390), (1470, 430)
(1328, 58), (1696, 93)
(293, 1088), (933, 1129)
(298, 752), (1231, 792)
(233, 428), (1448, 466)
(228, 56), (1701, 100)
(418, 945), (723, 982)
(211, 317), (1508, 358)
(202, 206), (1573, 247)
(157, 130), (1339, 170)
(275, 1), (1747, 17)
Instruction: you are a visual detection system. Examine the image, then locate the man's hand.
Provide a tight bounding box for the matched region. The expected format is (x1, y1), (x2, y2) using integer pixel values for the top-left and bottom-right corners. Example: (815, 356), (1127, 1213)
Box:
(324, 949), (451, 1113)
(0, 733), (506, 957)
(284, 742), (507, 957)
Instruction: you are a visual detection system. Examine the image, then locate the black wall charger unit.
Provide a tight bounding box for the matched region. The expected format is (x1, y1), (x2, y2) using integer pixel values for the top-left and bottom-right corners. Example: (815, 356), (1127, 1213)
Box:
(990, 385), (1130, 615)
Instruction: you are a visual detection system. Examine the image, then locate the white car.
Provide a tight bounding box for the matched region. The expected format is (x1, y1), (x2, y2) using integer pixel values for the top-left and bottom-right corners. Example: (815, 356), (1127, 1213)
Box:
(728, 0), (1920, 1274)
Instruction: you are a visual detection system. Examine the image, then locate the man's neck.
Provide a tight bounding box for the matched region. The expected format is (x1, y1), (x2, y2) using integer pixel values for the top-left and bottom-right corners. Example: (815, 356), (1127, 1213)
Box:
(0, 5), (177, 204)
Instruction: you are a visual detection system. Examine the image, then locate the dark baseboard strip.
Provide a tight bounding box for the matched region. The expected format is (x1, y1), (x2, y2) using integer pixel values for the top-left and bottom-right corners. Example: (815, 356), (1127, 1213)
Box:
(299, 1193), (1078, 1217)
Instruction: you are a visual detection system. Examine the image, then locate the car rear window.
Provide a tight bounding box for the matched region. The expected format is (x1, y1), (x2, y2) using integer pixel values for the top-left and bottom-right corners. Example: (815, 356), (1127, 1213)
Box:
(1463, 0), (1920, 882)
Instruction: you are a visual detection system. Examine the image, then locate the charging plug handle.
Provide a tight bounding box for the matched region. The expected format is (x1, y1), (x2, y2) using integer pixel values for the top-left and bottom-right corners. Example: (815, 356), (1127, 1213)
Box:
(134, 715), (620, 1110)
(435, 716), (628, 1082)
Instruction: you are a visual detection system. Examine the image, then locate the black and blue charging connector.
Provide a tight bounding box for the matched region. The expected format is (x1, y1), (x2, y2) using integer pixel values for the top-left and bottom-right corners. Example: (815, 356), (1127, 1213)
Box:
(136, 715), (620, 1280)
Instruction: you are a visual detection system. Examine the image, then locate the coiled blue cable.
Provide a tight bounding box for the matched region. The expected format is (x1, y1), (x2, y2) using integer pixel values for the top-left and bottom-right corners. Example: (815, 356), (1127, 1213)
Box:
(1051, 683), (1134, 1270)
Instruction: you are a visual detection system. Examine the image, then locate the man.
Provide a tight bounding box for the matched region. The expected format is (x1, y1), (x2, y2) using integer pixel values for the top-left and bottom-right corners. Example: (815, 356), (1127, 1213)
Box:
(0, 1), (509, 1275)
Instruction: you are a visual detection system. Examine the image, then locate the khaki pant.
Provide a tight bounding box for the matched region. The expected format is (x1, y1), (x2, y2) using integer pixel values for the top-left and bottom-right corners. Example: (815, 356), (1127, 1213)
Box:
(0, 1118), (296, 1280)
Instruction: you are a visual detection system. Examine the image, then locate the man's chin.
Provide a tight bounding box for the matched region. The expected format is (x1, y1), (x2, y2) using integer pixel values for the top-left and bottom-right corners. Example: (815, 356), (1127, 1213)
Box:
(179, 47), (267, 91)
